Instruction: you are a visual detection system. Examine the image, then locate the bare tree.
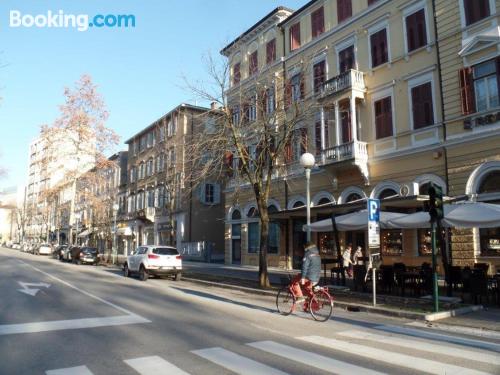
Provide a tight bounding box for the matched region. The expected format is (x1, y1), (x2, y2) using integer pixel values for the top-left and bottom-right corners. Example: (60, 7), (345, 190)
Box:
(185, 53), (316, 288)
(40, 75), (119, 244)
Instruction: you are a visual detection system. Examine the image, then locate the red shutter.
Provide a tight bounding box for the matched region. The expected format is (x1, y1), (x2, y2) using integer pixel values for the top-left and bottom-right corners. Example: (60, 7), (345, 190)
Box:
(284, 142), (292, 163)
(311, 7), (324, 38)
(371, 32), (379, 67)
(411, 85), (423, 129)
(290, 23), (301, 50)
(459, 68), (476, 115)
(266, 39), (276, 64)
(233, 63), (240, 85)
(224, 151), (234, 177)
(300, 74), (305, 100)
(337, 0), (352, 23)
(300, 128), (308, 154)
(285, 80), (292, 109)
(249, 51), (257, 76)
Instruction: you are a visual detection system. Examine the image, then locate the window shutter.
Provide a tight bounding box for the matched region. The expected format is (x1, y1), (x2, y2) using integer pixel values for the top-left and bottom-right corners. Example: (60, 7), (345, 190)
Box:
(284, 142), (292, 163)
(285, 80), (292, 109)
(266, 39), (276, 64)
(213, 184), (221, 205)
(459, 68), (476, 115)
(371, 32), (378, 67)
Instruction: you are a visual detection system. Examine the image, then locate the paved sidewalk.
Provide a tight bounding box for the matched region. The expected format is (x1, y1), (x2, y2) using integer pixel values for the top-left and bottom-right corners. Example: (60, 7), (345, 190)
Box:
(183, 261), (500, 331)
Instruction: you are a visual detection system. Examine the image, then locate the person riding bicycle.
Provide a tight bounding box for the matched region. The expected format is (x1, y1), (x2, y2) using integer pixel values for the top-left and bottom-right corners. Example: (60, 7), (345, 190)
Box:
(292, 242), (321, 302)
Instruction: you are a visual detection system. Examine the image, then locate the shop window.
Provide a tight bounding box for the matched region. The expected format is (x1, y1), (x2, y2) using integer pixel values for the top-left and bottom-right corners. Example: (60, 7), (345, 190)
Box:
(381, 229), (403, 256)
(480, 227), (500, 256)
(268, 222), (280, 254)
(418, 228), (442, 256)
(248, 222), (260, 253)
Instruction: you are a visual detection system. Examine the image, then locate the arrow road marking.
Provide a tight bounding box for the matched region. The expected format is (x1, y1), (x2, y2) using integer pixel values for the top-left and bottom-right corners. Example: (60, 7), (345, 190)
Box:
(17, 281), (51, 296)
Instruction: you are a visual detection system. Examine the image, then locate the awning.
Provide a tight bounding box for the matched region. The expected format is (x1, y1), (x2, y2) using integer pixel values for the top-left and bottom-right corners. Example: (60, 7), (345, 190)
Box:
(304, 210), (406, 232)
(116, 227), (133, 236)
(386, 202), (500, 229)
(77, 229), (92, 237)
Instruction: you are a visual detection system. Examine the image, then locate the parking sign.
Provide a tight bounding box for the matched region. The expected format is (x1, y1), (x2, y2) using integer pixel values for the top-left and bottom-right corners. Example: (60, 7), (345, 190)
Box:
(368, 198), (380, 248)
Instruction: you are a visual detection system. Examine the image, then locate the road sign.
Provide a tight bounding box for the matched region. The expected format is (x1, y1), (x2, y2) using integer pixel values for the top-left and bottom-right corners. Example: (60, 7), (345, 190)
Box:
(368, 198), (380, 248)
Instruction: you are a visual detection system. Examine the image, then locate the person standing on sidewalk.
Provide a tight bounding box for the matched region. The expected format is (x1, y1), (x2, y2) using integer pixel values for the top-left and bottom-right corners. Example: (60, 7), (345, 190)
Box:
(343, 244), (354, 278)
(292, 242), (321, 302)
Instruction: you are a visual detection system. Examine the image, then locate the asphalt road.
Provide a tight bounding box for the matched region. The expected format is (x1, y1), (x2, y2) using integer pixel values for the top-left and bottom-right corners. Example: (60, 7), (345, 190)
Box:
(1, 247), (499, 375)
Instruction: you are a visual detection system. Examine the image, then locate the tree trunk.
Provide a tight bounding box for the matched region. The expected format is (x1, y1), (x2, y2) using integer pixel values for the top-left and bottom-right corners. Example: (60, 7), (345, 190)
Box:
(258, 211), (271, 288)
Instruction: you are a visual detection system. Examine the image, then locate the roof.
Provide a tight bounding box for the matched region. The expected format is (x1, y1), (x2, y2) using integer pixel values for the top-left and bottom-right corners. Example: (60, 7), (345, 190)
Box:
(220, 6), (294, 56)
(125, 103), (210, 144)
(278, 0), (320, 28)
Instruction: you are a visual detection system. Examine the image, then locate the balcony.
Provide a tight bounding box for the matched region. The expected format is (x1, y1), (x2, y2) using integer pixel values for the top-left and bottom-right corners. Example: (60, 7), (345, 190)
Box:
(320, 69), (365, 99)
(319, 140), (369, 183)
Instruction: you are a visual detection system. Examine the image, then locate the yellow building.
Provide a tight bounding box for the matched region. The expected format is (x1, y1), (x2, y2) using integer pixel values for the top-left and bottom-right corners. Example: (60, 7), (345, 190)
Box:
(222, 0), (499, 274)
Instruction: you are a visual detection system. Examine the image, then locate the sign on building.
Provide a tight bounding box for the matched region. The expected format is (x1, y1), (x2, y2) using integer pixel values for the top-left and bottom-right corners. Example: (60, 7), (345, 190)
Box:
(368, 198), (380, 248)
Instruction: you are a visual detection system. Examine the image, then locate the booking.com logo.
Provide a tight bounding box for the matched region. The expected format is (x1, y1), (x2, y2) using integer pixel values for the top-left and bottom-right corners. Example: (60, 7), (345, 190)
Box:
(9, 10), (136, 31)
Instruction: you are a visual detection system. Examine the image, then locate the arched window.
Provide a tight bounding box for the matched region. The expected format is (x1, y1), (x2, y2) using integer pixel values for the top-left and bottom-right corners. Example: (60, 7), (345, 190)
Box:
(231, 209), (241, 220)
(293, 200), (305, 208)
(379, 188), (398, 200)
(268, 204), (278, 214)
(419, 182), (431, 195)
(346, 193), (362, 203)
(318, 197), (331, 205)
(478, 171), (500, 194)
(247, 207), (259, 218)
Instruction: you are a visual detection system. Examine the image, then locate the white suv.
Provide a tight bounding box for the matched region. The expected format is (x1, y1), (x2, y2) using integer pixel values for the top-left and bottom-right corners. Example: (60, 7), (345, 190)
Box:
(124, 246), (182, 281)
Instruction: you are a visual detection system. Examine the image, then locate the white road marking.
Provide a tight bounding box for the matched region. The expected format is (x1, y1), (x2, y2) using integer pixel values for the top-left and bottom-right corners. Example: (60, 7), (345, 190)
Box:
(338, 330), (500, 366)
(192, 347), (289, 375)
(299, 335), (495, 375)
(247, 340), (384, 375)
(0, 314), (150, 336)
(375, 325), (500, 352)
(407, 321), (500, 340)
(124, 356), (190, 375)
(17, 281), (51, 296)
(46, 365), (94, 375)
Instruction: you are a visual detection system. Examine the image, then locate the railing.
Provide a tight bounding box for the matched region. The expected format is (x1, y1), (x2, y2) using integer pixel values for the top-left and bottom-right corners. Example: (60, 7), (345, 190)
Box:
(321, 140), (368, 163)
(321, 69), (365, 98)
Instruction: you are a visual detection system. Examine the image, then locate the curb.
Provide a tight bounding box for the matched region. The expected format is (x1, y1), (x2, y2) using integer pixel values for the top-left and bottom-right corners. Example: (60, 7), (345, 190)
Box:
(424, 305), (483, 321)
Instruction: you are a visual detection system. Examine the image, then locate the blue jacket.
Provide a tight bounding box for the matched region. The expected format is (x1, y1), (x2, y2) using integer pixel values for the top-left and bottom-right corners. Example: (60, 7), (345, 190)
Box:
(301, 246), (321, 283)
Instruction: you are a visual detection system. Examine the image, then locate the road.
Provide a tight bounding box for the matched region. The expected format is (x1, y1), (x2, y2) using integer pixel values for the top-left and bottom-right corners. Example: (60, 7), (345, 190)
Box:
(1, 247), (499, 375)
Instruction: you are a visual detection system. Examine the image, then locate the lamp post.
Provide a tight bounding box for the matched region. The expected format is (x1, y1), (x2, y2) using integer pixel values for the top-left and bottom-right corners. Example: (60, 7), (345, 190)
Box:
(300, 152), (315, 242)
(112, 203), (119, 265)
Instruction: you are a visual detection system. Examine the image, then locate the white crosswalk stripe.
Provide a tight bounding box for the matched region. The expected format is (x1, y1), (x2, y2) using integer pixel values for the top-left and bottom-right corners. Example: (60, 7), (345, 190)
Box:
(338, 330), (500, 366)
(192, 347), (289, 375)
(299, 335), (496, 375)
(375, 325), (500, 352)
(124, 356), (190, 375)
(247, 340), (385, 375)
(46, 366), (94, 375)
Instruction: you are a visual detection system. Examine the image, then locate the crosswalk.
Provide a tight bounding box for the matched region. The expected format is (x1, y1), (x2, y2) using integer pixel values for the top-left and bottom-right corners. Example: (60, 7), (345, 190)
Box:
(45, 326), (500, 375)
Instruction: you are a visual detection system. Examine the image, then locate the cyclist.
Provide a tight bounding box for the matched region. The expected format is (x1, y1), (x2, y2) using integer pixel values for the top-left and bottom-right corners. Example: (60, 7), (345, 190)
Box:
(292, 242), (321, 302)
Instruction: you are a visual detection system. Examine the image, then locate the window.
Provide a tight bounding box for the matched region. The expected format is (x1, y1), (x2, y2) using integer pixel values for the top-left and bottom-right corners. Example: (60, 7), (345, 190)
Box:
(464, 0), (490, 26)
(268, 221), (280, 254)
(473, 59), (499, 112)
(147, 190), (155, 208)
(370, 28), (388, 68)
(205, 183), (214, 204)
(418, 228), (441, 256)
(265, 88), (275, 114)
(292, 128), (308, 162)
(232, 105), (240, 124)
(337, 0), (352, 23)
(244, 99), (257, 122)
(374, 96), (393, 139)
(381, 229), (403, 256)
(368, 0), (380, 5)
(313, 60), (326, 94)
(159, 125), (165, 142)
(480, 227), (500, 256)
(266, 38), (276, 64)
(338, 45), (355, 73)
(378, 188), (397, 200)
(314, 112), (329, 155)
(478, 171), (500, 194)
(140, 136), (146, 152)
(200, 183), (220, 205)
(290, 22), (301, 51)
(411, 82), (434, 129)
(147, 132), (154, 148)
(311, 7), (324, 38)
(233, 62), (241, 85)
(248, 222), (260, 253)
(406, 9), (427, 52)
(127, 195), (134, 213)
(249, 51), (258, 76)
(289, 73), (304, 103)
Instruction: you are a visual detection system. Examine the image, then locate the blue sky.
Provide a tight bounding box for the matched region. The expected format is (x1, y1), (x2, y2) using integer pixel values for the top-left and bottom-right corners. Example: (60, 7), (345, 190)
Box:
(0, 0), (305, 191)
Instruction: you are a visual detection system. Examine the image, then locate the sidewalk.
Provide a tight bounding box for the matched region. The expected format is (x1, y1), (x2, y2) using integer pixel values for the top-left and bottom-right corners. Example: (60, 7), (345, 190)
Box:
(182, 261), (500, 331)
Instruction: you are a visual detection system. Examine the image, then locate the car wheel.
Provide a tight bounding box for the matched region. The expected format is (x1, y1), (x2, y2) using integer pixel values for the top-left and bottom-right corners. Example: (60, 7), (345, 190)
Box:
(139, 266), (148, 281)
(174, 272), (181, 281)
(124, 264), (130, 278)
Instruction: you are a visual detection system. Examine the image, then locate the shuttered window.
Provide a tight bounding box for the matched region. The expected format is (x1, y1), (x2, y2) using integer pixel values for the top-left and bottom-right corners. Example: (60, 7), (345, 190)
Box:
(406, 9), (427, 52)
(370, 28), (388, 68)
(311, 7), (324, 38)
(233, 62), (240, 85)
(459, 68), (476, 115)
(313, 60), (326, 94)
(249, 51), (258, 76)
(290, 22), (301, 51)
(464, 0), (490, 26)
(339, 45), (355, 73)
(374, 96), (393, 139)
(411, 82), (434, 129)
(337, 0), (352, 24)
(266, 39), (276, 64)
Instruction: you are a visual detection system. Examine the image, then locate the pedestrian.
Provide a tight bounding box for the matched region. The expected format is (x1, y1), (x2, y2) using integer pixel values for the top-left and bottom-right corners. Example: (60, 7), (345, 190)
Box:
(342, 244), (354, 277)
(291, 242), (321, 302)
(353, 245), (364, 265)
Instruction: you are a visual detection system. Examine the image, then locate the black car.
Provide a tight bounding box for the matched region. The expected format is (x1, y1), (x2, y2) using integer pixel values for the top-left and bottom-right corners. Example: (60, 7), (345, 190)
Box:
(75, 247), (99, 265)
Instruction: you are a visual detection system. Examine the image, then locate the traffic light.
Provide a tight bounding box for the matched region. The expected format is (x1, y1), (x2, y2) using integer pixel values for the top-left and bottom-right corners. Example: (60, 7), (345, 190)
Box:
(428, 183), (444, 222)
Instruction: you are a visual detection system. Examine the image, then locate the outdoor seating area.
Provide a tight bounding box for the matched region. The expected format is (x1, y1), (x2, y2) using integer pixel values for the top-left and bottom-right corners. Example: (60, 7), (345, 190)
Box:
(326, 261), (500, 306)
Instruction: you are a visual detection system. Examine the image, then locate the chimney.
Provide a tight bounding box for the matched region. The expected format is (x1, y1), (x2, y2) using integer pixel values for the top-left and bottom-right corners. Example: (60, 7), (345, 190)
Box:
(210, 102), (218, 110)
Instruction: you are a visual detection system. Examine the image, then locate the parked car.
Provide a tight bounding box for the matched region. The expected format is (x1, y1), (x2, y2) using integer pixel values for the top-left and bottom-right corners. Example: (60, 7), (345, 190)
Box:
(36, 243), (52, 255)
(54, 245), (68, 259)
(12, 242), (21, 250)
(124, 246), (182, 281)
(76, 247), (99, 265)
(61, 246), (77, 261)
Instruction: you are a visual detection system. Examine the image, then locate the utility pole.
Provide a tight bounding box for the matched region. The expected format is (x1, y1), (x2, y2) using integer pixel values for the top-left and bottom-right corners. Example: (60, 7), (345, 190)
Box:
(428, 183), (444, 313)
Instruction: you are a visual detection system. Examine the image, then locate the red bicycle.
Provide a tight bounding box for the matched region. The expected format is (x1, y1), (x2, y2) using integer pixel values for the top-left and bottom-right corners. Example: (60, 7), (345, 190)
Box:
(276, 274), (334, 322)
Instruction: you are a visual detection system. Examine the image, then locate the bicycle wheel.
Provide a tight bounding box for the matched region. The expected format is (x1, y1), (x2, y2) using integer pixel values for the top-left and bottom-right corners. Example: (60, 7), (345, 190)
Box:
(276, 287), (295, 315)
(309, 290), (333, 322)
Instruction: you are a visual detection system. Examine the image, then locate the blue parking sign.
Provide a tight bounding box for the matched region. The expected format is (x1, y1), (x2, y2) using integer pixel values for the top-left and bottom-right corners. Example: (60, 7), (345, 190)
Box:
(368, 199), (380, 222)
(368, 198), (380, 248)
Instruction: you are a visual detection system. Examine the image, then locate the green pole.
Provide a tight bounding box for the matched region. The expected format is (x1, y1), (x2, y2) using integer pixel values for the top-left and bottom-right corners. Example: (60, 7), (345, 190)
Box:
(431, 220), (439, 312)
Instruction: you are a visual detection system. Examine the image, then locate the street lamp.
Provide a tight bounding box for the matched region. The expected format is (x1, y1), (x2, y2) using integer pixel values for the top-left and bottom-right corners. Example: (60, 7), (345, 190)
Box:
(300, 152), (315, 242)
(112, 203), (119, 265)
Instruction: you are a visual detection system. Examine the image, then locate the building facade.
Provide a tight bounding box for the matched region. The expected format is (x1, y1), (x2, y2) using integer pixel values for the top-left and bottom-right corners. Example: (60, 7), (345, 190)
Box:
(221, 0), (478, 272)
(123, 104), (225, 260)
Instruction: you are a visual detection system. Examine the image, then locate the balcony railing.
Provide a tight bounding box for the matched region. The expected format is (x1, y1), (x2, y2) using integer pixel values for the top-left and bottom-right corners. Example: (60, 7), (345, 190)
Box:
(321, 140), (368, 164)
(320, 69), (365, 98)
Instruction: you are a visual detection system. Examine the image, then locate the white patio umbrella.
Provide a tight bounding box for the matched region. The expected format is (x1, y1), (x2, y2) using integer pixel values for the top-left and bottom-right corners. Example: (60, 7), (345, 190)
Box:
(304, 210), (406, 232)
(386, 202), (500, 229)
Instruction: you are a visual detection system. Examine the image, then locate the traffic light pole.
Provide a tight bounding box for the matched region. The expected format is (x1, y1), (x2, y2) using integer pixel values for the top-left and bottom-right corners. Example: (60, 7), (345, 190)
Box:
(431, 220), (439, 312)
